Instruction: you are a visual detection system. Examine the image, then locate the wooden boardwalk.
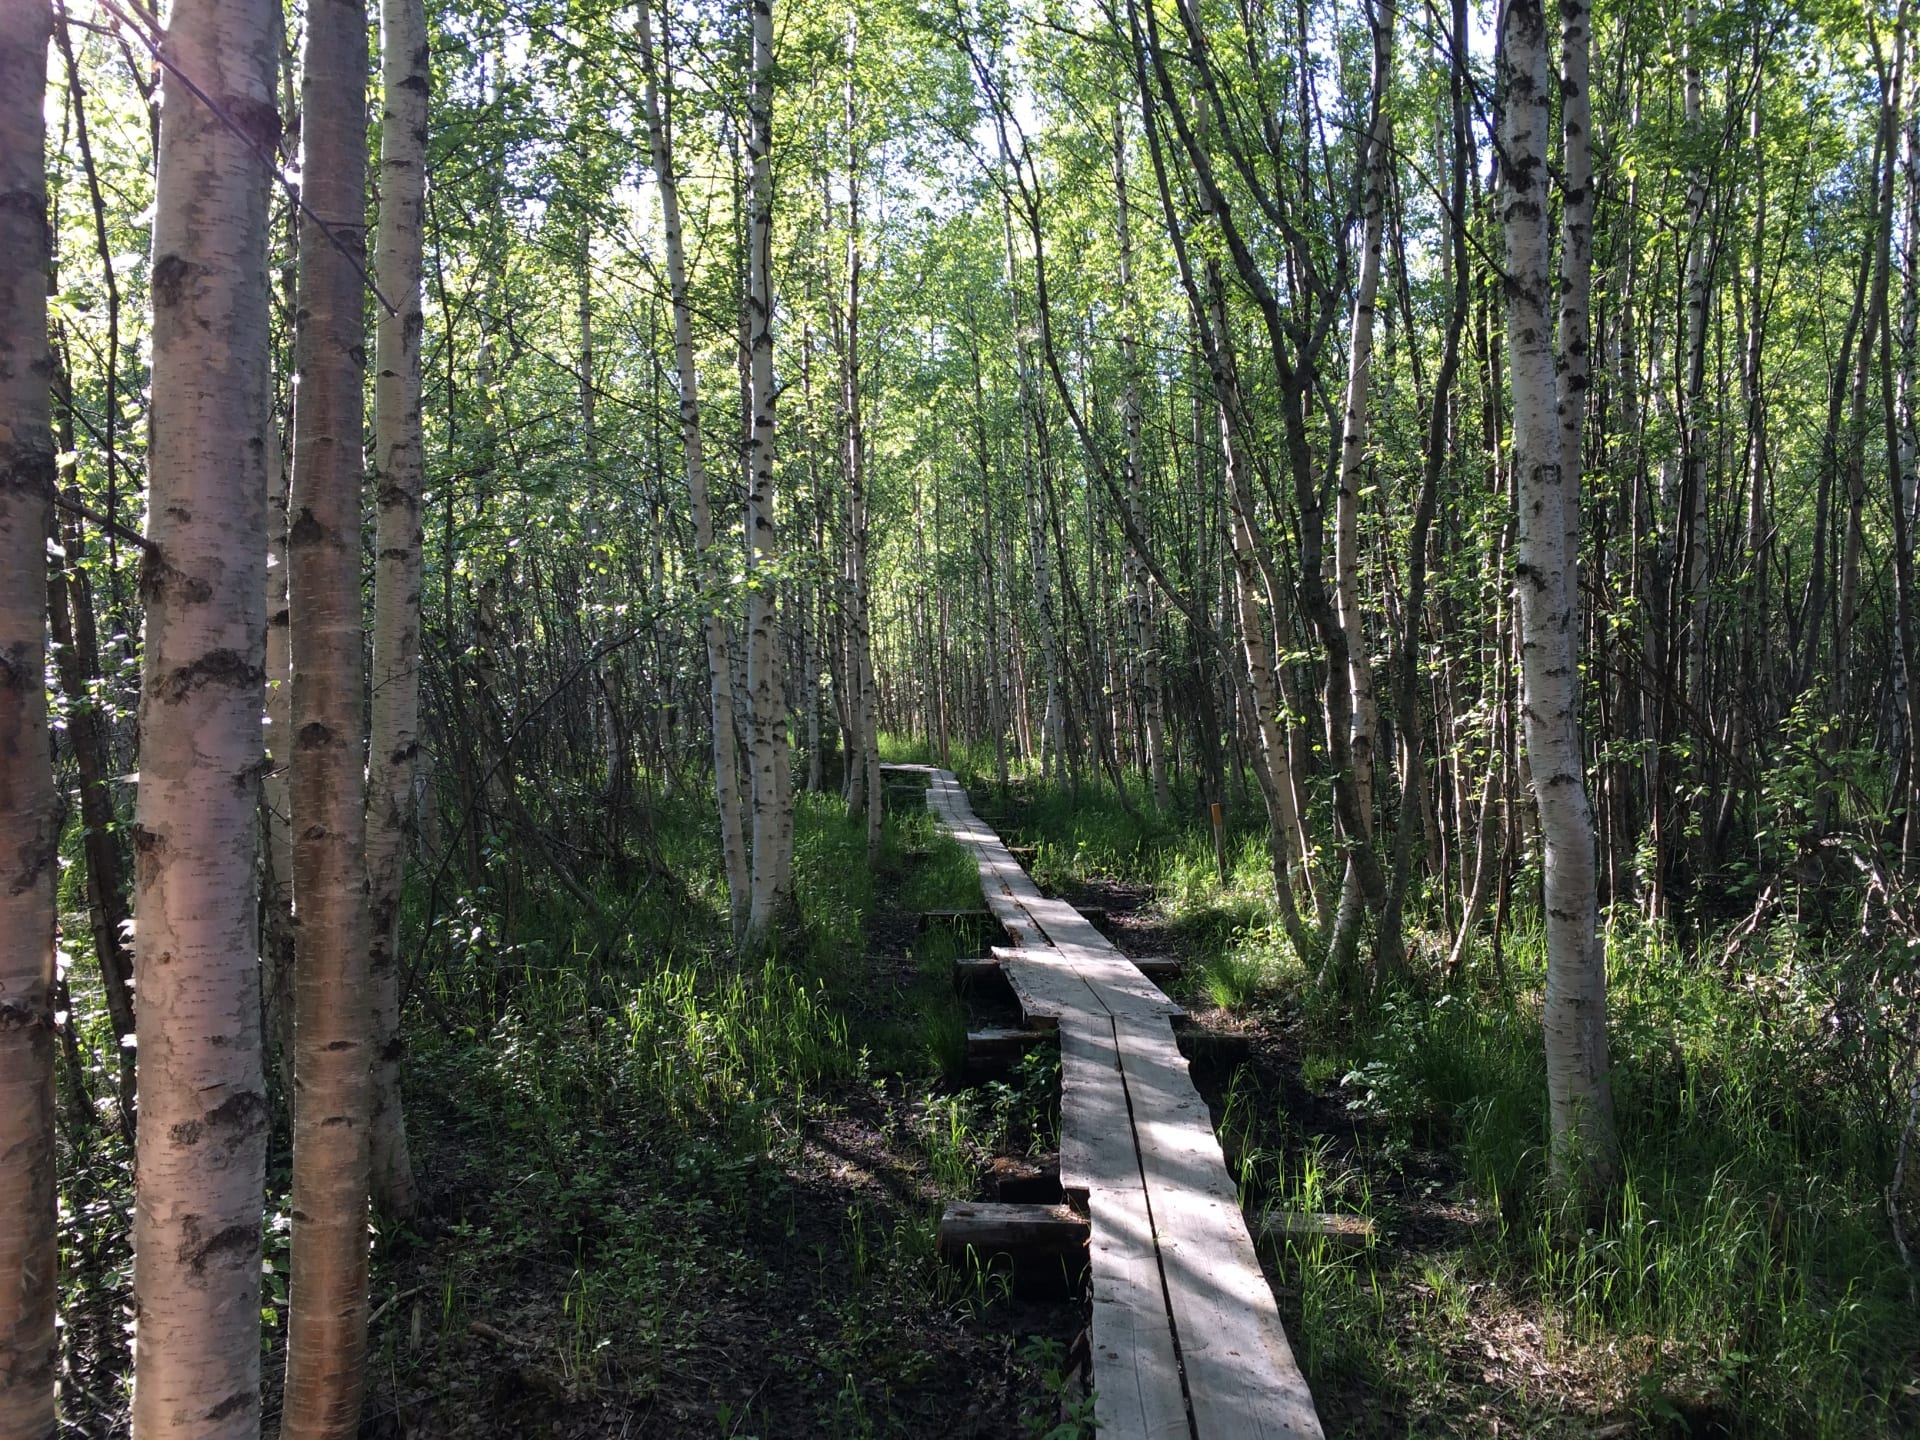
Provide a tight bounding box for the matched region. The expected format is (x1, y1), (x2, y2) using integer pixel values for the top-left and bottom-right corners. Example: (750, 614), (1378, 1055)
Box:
(891, 765), (1323, 1440)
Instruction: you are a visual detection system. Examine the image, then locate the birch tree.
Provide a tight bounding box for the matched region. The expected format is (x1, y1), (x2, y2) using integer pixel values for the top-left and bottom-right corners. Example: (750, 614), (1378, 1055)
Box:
(743, 0), (793, 947)
(365, 0), (430, 1221)
(282, 0), (375, 1420)
(1499, 0), (1618, 1199)
(0, 0), (58, 1428)
(637, 0), (752, 941)
(1327, 0), (1394, 977)
(132, 0), (279, 1426)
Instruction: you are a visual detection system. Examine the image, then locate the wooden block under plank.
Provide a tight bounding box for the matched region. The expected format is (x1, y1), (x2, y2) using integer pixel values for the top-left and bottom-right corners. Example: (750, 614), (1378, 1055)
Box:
(965, 1028), (1052, 1076)
(952, 957), (1009, 992)
(918, 907), (997, 933)
(1256, 1212), (1376, 1251)
(937, 1201), (1087, 1266)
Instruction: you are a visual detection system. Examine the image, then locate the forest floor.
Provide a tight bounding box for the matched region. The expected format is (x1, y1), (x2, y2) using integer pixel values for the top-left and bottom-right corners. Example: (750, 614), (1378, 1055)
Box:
(54, 764), (1920, 1437)
(344, 793), (1087, 1439)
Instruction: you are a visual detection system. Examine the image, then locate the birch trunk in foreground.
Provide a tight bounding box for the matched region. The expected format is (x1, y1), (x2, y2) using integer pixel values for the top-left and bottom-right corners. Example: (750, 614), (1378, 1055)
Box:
(743, 0), (792, 948)
(133, 0), (278, 1426)
(282, 0), (374, 1421)
(638, 0), (750, 940)
(1499, 0), (1618, 1199)
(0, 0), (58, 1427)
(364, 0), (429, 1221)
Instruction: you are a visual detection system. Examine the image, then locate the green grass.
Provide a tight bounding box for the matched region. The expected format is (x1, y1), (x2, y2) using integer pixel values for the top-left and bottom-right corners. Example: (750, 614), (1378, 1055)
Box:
(1227, 914), (1920, 1435)
(903, 760), (1920, 1435)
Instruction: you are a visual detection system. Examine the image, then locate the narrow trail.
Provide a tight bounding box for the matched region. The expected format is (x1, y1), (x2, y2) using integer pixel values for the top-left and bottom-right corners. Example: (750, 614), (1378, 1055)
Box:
(891, 764), (1323, 1440)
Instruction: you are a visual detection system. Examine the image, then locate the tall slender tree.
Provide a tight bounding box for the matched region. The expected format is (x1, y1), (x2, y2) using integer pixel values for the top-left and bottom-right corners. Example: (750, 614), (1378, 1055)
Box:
(1499, 0), (1618, 1199)
(743, 0), (792, 947)
(281, 0), (375, 1422)
(637, 0), (753, 942)
(365, 0), (430, 1221)
(132, 0), (279, 1427)
(0, 0), (58, 1429)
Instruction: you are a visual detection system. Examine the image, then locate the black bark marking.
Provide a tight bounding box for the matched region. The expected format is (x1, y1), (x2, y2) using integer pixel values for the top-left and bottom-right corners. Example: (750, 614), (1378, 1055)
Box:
(204, 1391), (255, 1423)
(155, 650), (264, 701)
(151, 253), (197, 309)
(181, 1222), (254, 1274)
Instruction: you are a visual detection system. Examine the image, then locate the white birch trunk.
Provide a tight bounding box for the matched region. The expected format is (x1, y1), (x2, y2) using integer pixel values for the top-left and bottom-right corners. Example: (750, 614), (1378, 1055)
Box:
(133, 0), (278, 1425)
(743, 0), (791, 947)
(1328, 1), (1394, 973)
(0, 3), (58, 1428)
(282, 0), (375, 1419)
(364, 0), (429, 1221)
(638, 0), (750, 940)
(1499, 0), (1618, 1199)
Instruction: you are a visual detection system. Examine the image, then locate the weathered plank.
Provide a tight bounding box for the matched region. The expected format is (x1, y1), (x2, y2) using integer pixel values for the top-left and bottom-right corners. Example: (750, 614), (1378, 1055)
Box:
(1065, 1020), (1191, 1440)
(1115, 1017), (1322, 1439)
(1256, 1211), (1376, 1250)
(938, 1201), (1087, 1267)
(921, 767), (1323, 1440)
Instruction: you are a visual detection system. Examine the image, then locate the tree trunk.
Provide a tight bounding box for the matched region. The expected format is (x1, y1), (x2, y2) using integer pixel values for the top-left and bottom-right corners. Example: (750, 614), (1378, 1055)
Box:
(1114, 108), (1171, 811)
(1500, 0), (1618, 1201)
(841, 30), (882, 856)
(132, 0), (279, 1425)
(1327, 0), (1394, 980)
(282, 0), (375, 1423)
(638, 0), (750, 940)
(0, 1), (59, 1427)
(264, 418), (296, 1091)
(364, 0), (429, 1221)
(47, 499), (137, 1124)
(743, 0), (791, 948)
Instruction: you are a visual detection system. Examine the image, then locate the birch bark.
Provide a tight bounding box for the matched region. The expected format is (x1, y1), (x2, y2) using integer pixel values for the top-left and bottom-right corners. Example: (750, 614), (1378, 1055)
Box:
(0, 1), (58, 1427)
(133, 0), (278, 1425)
(1500, 0), (1618, 1198)
(365, 0), (429, 1219)
(638, 0), (751, 939)
(282, 0), (375, 1420)
(743, 0), (792, 947)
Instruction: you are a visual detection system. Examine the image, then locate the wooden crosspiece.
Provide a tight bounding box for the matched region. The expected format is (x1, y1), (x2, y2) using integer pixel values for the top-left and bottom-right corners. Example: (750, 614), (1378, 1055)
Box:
(909, 765), (1324, 1440)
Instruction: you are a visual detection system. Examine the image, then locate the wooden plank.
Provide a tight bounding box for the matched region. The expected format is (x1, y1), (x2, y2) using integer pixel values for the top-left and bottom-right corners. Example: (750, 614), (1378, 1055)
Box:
(922, 768), (1322, 1440)
(986, 945), (1180, 984)
(938, 1201), (1087, 1266)
(1064, 1020), (1191, 1440)
(951, 957), (1006, 991)
(990, 943), (1183, 1022)
(1255, 1212), (1376, 1251)
(966, 1026), (1051, 1060)
(1115, 1017), (1323, 1440)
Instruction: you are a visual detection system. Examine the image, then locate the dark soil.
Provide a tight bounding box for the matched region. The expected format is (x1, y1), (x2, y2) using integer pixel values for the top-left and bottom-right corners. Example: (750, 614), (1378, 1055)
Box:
(348, 844), (1083, 1439)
